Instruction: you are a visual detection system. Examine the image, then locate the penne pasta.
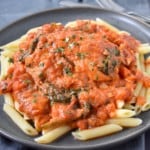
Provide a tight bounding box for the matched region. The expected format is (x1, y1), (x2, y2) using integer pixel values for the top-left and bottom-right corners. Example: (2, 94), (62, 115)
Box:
(141, 43), (150, 47)
(139, 54), (145, 72)
(35, 126), (71, 144)
(96, 18), (130, 35)
(0, 39), (20, 51)
(134, 53), (144, 97)
(134, 82), (143, 97)
(124, 103), (135, 110)
(0, 55), (10, 79)
(2, 49), (19, 57)
(141, 102), (150, 111)
(42, 127), (54, 135)
(139, 87), (146, 97)
(135, 105), (142, 115)
(4, 93), (14, 107)
(146, 88), (150, 103)
(141, 58), (150, 111)
(116, 109), (136, 118)
(3, 104), (38, 136)
(146, 64), (150, 75)
(96, 18), (120, 33)
(118, 31), (130, 35)
(107, 118), (142, 127)
(138, 45), (150, 54)
(135, 53), (141, 70)
(72, 124), (122, 140)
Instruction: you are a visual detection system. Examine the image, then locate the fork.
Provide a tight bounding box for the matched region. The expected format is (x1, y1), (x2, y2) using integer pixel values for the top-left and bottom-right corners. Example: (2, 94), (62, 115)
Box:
(96, 0), (150, 23)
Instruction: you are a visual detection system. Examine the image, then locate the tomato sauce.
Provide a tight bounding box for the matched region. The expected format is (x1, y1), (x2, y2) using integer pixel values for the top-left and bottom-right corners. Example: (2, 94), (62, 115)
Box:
(0, 20), (147, 130)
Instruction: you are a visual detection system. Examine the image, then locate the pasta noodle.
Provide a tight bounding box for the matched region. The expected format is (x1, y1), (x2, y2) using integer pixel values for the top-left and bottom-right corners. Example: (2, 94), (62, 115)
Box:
(106, 118), (142, 127)
(72, 124), (122, 140)
(0, 18), (150, 143)
(96, 18), (120, 33)
(4, 93), (14, 107)
(138, 44), (150, 54)
(35, 126), (71, 144)
(116, 109), (136, 118)
(3, 104), (38, 136)
(142, 57), (150, 111)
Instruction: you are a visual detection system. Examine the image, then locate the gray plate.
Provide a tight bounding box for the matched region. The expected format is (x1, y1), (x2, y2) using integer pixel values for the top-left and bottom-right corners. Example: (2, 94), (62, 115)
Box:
(0, 7), (150, 150)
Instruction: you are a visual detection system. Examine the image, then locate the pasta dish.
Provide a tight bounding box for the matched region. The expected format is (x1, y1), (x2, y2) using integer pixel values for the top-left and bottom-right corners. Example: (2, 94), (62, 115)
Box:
(0, 19), (150, 143)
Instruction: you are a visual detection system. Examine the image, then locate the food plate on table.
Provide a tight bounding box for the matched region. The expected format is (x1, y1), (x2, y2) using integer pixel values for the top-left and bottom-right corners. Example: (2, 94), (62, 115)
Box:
(0, 7), (150, 150)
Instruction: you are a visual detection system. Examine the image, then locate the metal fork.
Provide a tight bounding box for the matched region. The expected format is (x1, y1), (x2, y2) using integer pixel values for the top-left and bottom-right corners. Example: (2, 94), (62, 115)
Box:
(59, 0), (150, 23)
(96, 0), (150, 23)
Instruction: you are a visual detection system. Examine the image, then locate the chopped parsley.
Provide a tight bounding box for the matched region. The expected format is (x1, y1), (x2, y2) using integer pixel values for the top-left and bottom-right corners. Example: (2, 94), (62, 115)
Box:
(0, 48), (4, 52)
(26, 63), (32, 67)
(114, 48), (120, 56)
(38, 72), (45, 80)
(32, 99), (37, 103)
(63, 67), (73, 76)
(54, 47), (64, 53)
(30, 38), (38, 51)
(47, 84), (82, 104)
(76, 52), (87, 59)
(23, 79), (32, 85)
(18, 50), (30, 62)
(33, 93), (38, 97)
(8, 58), (14, 63)
(106, 48), (120, 56)
(112, 60), (117, 67)
(80, 37), (83, 40)
(72, 34), (76, 39)
(83, 102), (91, 110)
(95, 74), (99, 81)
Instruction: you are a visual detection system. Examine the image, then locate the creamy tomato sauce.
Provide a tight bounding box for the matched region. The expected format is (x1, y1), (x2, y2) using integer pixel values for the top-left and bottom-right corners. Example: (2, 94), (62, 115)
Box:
(0, 20), (146, 130)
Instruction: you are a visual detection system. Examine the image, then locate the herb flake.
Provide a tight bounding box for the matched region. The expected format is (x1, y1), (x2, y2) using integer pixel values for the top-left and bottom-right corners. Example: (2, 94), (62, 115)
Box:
(32, 99), (37, 103)
(54, 47), (64, 53)
(8, 58), (14, 63)
(63, 67), (73, 76)
(76, 52), (87, 59)
(38, 72), (45, 80)
(23, 79), (32, 85)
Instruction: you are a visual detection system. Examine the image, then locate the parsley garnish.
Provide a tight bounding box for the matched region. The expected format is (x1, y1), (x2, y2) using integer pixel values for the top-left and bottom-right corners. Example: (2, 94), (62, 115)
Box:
(54, 47), (64, 53)
(83, 102), (91, 110)
(38, 72), (45, 80)
(114, 48), (120, 56)
(8, 58), (14, 63)
(80, 37), (83, 40)
(72, 34), (76, 39)
(76, 52), (86, 59)
(32, 99), (37, 103)
(23, 79), (32, 84)
(63, 67), (73, 76)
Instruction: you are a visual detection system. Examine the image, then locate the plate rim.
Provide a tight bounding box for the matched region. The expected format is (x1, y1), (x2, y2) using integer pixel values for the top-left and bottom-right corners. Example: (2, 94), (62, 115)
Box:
(0, 6), (150, 33)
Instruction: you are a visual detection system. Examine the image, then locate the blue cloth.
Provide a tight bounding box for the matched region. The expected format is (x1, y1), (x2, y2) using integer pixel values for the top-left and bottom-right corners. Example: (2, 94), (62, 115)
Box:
(0, 0), (150, 149)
